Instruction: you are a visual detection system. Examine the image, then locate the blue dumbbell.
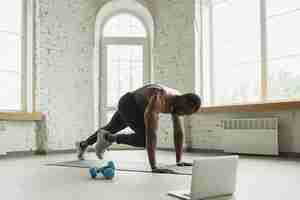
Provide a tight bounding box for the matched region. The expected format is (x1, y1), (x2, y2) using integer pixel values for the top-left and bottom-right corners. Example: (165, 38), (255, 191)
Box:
(89, 161), (115, 179)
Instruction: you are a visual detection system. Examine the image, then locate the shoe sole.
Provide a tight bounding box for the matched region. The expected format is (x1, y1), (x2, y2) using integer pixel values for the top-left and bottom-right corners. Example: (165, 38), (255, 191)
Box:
(75, 141), (86, 160)
(95, 130), (112, 159)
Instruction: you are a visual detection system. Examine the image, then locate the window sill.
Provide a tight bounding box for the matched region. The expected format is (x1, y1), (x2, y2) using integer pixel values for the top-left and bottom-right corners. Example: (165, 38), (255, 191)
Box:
(198, 101), (300, 113)
(0, 112), (43, 121)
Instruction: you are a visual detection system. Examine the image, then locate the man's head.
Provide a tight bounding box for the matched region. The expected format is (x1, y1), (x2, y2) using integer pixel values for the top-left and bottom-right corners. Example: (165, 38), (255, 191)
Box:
(172, 93), (201, 116)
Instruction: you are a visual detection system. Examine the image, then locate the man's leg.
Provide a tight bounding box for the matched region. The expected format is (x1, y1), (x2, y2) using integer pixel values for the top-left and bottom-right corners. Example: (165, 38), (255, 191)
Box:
(111, 92), (146, 148)
(76, 111), (127, 159)
(115, 128), (146, 148)
(104, 118), (146, 147)
(87, 92), (146, 153)
(83, 111), (127, 146)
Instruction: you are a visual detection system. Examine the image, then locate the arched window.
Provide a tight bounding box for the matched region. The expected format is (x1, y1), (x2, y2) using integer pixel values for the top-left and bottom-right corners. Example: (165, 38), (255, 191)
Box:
(103, 13), (147, 37)
(101, 13), (150, 125)
(93, 0), (154, 130)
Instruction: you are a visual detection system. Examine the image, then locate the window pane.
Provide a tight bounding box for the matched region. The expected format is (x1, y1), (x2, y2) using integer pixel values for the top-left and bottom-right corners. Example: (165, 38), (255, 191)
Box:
(106, 45), (143, 107)
(211, 0), (261, 105)
(266, 1), (300, 17)
(0, 0), (22, 110)
(0, 72), (21, 110)
(0, 0), (22, 34)
(267, 57), (300, 100)
(0, 33), (21, 69)
(103, 14), (147, 37)
(266, 0), (300, 100)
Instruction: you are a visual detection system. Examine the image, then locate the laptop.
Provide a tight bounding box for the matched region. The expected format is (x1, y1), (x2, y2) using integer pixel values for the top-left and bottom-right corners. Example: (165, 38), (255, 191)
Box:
(168, 155), (238, 200)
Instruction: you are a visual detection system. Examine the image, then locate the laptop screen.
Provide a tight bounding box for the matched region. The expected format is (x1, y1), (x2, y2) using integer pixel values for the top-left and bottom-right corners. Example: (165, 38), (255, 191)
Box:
(190, 156), (238, 199)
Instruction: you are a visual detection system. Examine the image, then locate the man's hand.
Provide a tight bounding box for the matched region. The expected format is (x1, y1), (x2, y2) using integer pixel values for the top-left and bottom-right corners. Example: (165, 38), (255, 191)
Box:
(176, 162), (193, 167)
(152, 167), (176, 174)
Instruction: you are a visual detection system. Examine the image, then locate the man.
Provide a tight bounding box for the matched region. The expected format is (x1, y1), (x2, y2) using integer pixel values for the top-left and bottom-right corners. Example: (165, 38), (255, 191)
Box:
(76, 84), (201, 173)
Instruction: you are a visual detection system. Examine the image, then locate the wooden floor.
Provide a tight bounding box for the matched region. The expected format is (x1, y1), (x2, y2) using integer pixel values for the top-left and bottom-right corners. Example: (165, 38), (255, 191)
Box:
(0, 150), (299, 200)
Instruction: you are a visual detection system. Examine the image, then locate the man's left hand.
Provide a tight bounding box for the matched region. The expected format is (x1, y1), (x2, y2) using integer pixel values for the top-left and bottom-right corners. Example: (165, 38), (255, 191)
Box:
(176, 162), (193, 167)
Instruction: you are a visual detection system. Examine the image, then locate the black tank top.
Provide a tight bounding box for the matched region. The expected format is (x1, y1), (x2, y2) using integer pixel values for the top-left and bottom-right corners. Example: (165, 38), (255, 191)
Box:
(132, 84), (164, 112)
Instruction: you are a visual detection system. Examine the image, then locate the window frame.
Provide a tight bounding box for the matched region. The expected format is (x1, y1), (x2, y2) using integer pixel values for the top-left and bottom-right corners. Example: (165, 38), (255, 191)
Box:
(0, 0), (35, 113)
(196, 0), (300, 108)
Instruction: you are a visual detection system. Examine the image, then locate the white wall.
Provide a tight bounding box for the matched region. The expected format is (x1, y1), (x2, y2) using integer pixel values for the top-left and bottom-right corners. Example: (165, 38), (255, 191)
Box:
(34, 0), (155, 151)
(153, 0), (195, 93)
(34, 0), (103, 150)
(32, 0), (195, 151)
(152, 0), (195, 149)
(190, 110), (300, 153)
(0, 121), (35, 155)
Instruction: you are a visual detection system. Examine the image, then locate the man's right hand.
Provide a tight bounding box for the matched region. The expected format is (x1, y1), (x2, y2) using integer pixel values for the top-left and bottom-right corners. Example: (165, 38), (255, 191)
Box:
(152, 167), (176, 174)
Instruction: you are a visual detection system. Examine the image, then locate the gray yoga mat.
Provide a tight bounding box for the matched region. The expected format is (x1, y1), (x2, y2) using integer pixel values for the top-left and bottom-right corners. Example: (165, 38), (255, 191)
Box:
(46, 160), (192, 175)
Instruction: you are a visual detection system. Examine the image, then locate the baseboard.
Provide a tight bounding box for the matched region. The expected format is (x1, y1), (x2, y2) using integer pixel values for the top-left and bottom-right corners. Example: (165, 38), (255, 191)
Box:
(186, 148), (226, 154)
(157, 147), (173, 151)
(108, 146), (144, 151)
(157, 147), (225, 154)
(0, 150), (35, 158)
(279, 152), (300, 158)
(157, 147), (190, 152)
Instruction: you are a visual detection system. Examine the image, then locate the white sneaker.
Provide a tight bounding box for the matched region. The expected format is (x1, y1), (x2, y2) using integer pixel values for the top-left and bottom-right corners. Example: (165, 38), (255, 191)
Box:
(95, 129), (112, 159)
(75, 141), (87, 160)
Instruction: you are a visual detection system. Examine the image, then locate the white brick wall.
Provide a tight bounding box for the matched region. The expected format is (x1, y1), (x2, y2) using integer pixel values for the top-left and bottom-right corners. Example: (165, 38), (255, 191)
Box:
(0, 121), (35, 154)
(33, 0), (156, 151)
(32, 0), (195, 151)
(153, 0), (195, 93)
(152, 0), (195, 149)
(35, 0), (104, 150)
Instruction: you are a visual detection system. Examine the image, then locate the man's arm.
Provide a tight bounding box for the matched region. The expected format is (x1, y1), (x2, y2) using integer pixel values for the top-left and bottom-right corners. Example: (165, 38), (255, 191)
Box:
(144, 94), (159, 170)
(171, 114), (183, 164)
(144, 91), (177, 173)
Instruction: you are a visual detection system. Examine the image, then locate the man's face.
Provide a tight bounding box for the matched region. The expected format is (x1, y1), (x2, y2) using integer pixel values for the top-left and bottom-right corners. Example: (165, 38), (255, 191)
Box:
(173, 99), (199, 116)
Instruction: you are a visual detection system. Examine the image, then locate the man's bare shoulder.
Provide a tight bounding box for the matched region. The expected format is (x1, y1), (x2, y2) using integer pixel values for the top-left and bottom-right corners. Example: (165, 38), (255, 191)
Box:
(159, 85), (181, 96)
(133, 84), (180, 100)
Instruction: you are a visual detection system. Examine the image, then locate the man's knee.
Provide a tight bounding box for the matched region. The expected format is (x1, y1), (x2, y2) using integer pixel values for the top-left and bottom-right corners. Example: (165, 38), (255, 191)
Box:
(116, 134), (145, 148)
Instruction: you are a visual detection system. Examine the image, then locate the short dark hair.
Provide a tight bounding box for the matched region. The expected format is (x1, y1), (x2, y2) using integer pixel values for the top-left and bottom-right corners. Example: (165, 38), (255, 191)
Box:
(182, 93), (201, 110)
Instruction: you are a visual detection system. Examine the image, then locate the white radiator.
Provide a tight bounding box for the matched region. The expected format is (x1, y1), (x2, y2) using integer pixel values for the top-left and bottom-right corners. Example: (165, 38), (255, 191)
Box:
(222, 118), (279, 155)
